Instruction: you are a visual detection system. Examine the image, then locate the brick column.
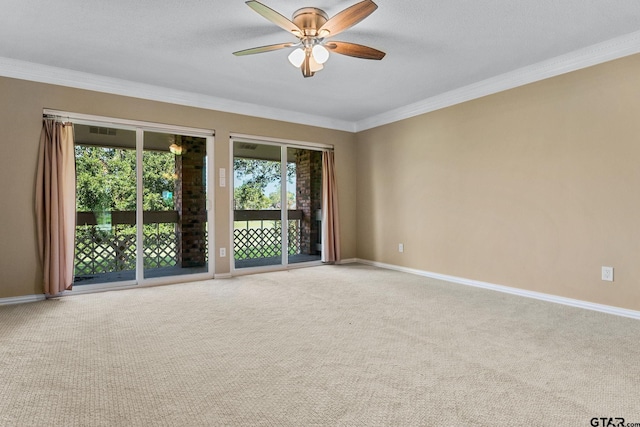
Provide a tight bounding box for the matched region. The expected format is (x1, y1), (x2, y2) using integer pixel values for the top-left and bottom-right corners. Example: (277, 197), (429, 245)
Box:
(295, 149), (323, 255)
(309, 150), (322, 254)
(296, 149), (311, 255)
(174, 135), (207, 267)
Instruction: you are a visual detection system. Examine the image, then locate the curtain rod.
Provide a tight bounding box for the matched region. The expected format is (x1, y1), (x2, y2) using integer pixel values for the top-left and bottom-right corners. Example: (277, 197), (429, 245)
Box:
(43, 113), (71, 121)
(230, 132), (334, 151)
(42, 109), (215, 137)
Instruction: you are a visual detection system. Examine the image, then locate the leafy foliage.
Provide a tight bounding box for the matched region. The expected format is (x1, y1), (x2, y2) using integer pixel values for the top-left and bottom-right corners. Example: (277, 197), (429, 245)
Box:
(233, 158), (295, 187)
(76, 148), (297, 213)
(268, 187), (296, 209)
(233, 158), (296, 210)
(75, 146), (176, 212)
(233, 183), (270, 210)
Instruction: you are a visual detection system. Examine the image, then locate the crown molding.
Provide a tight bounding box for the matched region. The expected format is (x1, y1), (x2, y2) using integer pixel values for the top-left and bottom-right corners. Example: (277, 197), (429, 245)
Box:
(2, 30), (639, 134)
(354, 30), (640, 132)
(0, 57), (355, 132)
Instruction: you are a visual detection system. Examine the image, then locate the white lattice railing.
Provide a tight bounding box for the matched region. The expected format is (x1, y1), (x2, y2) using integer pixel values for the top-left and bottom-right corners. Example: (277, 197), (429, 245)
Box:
(233, 210), (302, 260)
(75, 210), (303, 275)
(74, 211), (207, 276)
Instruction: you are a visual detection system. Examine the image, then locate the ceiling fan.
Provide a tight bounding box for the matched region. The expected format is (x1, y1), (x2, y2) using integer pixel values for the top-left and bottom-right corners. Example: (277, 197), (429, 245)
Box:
(233, 0), (386, 78)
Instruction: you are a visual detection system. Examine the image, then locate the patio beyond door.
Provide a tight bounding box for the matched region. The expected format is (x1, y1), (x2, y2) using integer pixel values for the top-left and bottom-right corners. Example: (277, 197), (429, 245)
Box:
(142, 131), (209, 280)
(233, 140), (323, 270)
(73, 122), (213, 287)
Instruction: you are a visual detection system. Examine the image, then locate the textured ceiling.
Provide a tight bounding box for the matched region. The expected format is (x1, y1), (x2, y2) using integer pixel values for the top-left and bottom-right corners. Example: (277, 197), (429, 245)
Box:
(2, 1), (640, 130)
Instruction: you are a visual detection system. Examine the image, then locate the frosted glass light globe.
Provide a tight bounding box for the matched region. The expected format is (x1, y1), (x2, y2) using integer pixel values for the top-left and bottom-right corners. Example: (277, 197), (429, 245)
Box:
(312, 44), (330, 64)
(288, 48), (305, 67)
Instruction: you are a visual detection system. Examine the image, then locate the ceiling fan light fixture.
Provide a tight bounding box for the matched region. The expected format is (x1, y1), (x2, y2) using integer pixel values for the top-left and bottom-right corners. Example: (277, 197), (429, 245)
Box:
(288, 48), (305, 67)
(235, 1), (385, 78)
(169, 143), (184, 155)
(312, 44), (330, 64)
(309, 54), (324, 72)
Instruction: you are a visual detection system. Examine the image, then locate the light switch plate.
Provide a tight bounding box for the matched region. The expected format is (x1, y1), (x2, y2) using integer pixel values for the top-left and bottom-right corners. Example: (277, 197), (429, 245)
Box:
(219, 168), (226, 187)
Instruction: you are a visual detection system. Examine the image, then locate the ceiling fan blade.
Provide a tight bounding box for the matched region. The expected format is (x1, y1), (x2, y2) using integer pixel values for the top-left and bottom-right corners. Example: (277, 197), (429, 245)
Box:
(326, 41), (385, 60)
(233, 42), (295, 56)
(319, 0), (378, 38)
(245, 1), (303, 36)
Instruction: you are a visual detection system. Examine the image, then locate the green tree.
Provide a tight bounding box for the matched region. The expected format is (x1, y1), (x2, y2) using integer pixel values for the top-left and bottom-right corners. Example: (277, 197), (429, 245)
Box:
(234, 183), (270, 210)
(233, 158), (296, 209)
(142, 151), (176, 211)
(233, 158), (295, 188)
(75, 146), (176, 212)
(75, 146), (113, 211)
(267, 188), (296, 209)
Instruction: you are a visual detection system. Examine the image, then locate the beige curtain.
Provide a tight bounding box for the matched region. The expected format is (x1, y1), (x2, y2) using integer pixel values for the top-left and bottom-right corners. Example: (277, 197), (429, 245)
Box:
(35, 119), (76, 296)
(321, 150), (341, 263)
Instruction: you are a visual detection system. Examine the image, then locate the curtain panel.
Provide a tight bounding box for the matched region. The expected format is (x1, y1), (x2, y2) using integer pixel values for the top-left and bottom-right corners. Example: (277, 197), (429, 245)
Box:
(321, 151), (341, 263)
(35, 119), (76, 296)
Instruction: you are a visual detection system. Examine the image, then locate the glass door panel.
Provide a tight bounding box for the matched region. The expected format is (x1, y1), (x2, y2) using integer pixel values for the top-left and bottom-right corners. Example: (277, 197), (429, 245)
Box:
(143, 132), (208, 279)
(233, 141), (283, 269)
(73, 125), (138, 285)
(287, 147), (323, 265)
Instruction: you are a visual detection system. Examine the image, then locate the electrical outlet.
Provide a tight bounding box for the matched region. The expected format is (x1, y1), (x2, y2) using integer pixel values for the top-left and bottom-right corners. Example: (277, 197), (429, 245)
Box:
(602, 266), (613, 282)
(398, 243), (404, 253)
(220, 248), (226, 258)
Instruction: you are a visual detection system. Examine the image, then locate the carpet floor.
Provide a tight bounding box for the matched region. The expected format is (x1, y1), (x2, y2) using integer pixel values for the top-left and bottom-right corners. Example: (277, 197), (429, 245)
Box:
(1, 264), (639, 426)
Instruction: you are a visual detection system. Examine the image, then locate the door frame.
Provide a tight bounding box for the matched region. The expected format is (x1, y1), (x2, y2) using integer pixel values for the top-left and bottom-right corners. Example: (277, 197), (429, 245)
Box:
(45, 109), (216, 292)
(229, 133), (332, 275)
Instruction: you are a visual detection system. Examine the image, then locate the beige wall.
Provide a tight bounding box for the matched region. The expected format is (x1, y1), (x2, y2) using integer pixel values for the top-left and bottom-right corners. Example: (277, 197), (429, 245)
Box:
(0, 77), (357, 298)
(4, 53), (640, 310)
(356, 54), (640, 311)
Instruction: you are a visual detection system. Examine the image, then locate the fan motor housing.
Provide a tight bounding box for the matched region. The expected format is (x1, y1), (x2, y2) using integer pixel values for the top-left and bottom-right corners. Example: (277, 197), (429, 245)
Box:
(292, 7), (328, 35)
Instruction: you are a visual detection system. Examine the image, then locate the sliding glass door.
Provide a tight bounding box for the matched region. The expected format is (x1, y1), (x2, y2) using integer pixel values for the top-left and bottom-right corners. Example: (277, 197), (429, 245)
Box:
(143, 132), (209, 279)
(232, 140), (324, 271)
(72, 121), (212, 287)
(233, 141), (284, 269)
(74, 126), (138, 284)
(286, 147), (322, 265)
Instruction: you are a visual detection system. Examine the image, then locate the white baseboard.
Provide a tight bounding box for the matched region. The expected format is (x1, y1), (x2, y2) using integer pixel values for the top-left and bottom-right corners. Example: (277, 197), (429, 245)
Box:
(214, 273), (233, 279)
(355, 259), (640, 320)
(338, 258), (358, 265)
(0, 294), (46, 306)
